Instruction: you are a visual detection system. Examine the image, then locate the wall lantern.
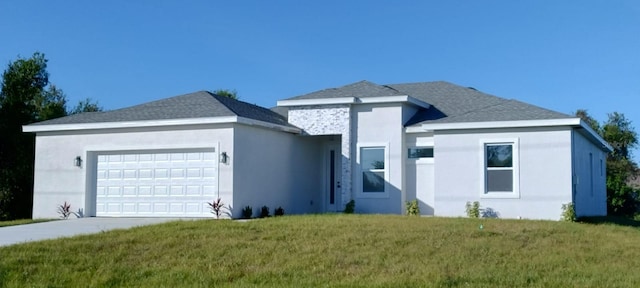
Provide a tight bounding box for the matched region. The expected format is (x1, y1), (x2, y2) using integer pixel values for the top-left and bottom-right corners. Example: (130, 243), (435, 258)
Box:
(220, 152), (229, 164)
(74, 156), (82, 167)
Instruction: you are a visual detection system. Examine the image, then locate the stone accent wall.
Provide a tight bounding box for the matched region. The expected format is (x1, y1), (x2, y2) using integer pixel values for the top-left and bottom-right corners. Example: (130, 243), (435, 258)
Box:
(288, 105), (352, 206)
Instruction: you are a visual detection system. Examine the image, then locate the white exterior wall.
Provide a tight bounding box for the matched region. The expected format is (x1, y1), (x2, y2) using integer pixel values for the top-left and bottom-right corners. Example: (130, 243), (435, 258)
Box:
(232, 125), (322, 217)
(405, 133), (435, 215)
(353, 104), (408, 214)
(32, 124), (234, 219)
(433, 127), (574, 220)
(288, 105), (352, 208)
(572, 130), (607, 217)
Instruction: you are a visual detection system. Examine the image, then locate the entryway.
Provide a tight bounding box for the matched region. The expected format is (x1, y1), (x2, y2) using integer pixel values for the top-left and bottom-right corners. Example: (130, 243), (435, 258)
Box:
(325, 143), (342, 212)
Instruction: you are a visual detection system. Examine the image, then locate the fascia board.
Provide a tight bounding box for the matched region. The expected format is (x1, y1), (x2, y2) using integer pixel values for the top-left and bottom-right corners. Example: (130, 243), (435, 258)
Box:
(357, 95), (430, 108)
(276, 95), (430, 109)
(421, 118), (583, 131)
(578, 120), (613, 152)
(276, 97), (356, 107)
(236, 117), (302, 134)
(23, 116), (240, 133)
(405, 126), (427, 133)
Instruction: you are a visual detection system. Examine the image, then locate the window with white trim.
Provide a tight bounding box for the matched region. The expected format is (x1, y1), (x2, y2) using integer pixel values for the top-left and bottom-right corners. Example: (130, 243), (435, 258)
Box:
(482, 139), (519, 198)
(357, 143), (389, 198)
(361, 147), (385, 193)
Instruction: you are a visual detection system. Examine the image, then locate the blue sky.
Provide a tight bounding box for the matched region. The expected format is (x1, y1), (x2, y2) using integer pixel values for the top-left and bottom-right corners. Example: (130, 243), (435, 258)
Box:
(1, 1), (639, 129)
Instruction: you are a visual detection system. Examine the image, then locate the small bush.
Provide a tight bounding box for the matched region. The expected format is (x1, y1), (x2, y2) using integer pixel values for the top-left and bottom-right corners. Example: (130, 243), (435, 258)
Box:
(344, 200), (355, 214)
(406, 199), (420, 216)
(260, 206), (270, 218)
(274, 206), (285, 216)
(561, 202), (576, 222)
(57, 201), (72, 219)
(241, 206), (253, 219)
(207, 198), (228, 219)
(481, 207), (500, 218)
(465, 201), (480, 218)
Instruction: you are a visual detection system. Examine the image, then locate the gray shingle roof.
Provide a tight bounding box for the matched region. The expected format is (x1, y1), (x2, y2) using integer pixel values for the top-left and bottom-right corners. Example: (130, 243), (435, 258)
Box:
(32, 81), (574, 129)
(285, 80), (404, 100)
(32, 91), (291, 127)
(386, 81), (572, 126)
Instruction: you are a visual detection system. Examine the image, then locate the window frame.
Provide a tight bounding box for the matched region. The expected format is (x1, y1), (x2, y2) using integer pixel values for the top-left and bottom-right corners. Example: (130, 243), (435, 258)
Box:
(480, 138), (520, 199)
(408, 146), (434, 159)
(357, 143), (390, 198)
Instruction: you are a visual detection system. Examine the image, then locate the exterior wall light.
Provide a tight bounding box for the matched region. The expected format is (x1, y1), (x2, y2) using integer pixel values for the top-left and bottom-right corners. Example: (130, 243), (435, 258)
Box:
(74, 156), (82, 167)
(220, 152), (228, 164)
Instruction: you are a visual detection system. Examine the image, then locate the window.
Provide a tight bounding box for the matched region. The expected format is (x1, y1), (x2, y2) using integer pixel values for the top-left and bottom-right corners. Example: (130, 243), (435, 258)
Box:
(361, 147), (385, 193)
(589, 153), (594, 197)
(408, 147), (434, 158)
(600, 159), (603, 177)
(357, 143), (389, 198)
(482, 139), (519, 198)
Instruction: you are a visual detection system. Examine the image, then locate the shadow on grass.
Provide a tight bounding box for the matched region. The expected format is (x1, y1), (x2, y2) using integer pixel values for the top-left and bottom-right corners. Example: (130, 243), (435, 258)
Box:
(578, 216), (640, 228)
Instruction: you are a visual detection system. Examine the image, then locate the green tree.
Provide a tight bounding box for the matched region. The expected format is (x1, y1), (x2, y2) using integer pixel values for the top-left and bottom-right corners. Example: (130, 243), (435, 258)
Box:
(69, 98), (102, 114)
(576, 110), (639, 216)
(212, 89), (238, 100)
(35, 84), (68, 121)
(0, 52), (50, 219)
(576, 109), (601, 132)
(0, 53), (103, 220)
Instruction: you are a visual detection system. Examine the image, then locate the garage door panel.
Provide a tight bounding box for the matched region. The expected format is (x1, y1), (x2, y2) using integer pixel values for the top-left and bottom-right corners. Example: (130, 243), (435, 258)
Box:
(170, 168), (185, 178)
(153, 203), (168, 213)
(139, 186), (152, 196)
(138, 203), (152, 213)
(96, 149), (218, 217)
(123, 186), (136, 196)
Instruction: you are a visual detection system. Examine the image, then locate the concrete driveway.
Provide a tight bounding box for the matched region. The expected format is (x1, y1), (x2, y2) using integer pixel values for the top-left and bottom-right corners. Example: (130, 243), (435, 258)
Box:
(0, 218), (182, 247)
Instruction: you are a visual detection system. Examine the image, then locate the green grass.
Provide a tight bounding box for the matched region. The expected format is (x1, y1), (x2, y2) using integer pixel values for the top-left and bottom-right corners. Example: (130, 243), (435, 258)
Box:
(0, 218), (55, 227)
(1, 215), (640, 287)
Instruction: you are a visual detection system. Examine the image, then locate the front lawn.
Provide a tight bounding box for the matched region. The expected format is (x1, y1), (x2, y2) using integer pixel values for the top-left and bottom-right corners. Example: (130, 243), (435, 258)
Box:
(1, 215), (640, 287)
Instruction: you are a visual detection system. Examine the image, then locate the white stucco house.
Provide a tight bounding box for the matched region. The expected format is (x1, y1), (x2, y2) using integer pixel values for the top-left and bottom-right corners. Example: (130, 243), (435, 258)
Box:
(23, 80), (611, 220)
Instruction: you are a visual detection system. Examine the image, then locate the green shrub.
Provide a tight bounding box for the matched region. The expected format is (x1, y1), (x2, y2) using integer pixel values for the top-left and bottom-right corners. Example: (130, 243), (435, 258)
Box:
(259, 206), (270, 218)
(274, 206), (285, 216)
(465, 201), (480, 218)
(406, 199), (420, 216)
(561, 202), (576, 222)
(344, 200), (355, 214)
(241, 206), (253, 219)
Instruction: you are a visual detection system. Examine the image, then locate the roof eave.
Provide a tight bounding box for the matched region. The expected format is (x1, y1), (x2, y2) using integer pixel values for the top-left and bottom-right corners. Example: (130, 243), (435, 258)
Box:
(577, 120), (613, 152)
(236, 117), (301, 134)
(410, 118), (612, 152)
(277, 95), (429, 109)
(418, 118), (584, 131)
(22, 116), (301, 134)
(277, 97), (357, 107)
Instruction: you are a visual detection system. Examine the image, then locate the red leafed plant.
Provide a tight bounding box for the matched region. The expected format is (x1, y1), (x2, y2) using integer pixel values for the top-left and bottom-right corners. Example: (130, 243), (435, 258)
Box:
(57, 201), (72, 219)
(207, 198), (228, 219)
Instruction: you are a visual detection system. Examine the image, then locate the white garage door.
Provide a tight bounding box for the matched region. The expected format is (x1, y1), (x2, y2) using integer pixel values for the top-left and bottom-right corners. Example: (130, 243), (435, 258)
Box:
(96, 149), (218, 217)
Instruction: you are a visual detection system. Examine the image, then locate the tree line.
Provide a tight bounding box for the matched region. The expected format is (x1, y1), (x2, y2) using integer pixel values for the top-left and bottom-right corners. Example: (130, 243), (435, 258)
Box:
(0, 52), (102, 220)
